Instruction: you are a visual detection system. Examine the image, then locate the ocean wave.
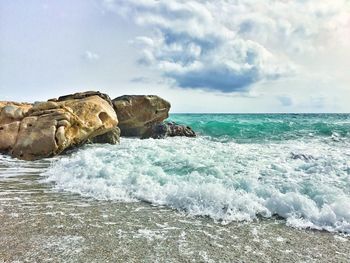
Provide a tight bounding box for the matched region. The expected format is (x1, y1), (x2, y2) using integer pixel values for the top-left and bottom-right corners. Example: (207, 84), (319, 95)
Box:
(42, 137), (350, 233)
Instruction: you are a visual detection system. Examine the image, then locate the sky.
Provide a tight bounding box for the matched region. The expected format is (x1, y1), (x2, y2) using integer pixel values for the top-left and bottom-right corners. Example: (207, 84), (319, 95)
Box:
(0, 0), (350, 113)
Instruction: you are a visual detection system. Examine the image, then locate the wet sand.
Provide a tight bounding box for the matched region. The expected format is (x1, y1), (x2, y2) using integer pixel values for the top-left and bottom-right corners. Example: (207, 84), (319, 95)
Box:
(0, 165), (350, 262)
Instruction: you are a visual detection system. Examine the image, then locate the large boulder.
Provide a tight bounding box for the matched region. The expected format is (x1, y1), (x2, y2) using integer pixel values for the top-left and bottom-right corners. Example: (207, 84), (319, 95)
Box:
(112, 95), (171, 137)
(0, 94), (118, 160)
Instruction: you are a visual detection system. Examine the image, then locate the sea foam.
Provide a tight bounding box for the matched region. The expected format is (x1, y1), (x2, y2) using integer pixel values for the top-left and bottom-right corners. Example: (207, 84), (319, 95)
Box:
(42, 137), (350, 233)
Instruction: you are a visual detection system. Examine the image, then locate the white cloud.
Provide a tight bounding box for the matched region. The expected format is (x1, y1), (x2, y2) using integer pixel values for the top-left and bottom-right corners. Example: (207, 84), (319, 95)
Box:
(102, 0), (350, 93)
(82, 50), (100, 61)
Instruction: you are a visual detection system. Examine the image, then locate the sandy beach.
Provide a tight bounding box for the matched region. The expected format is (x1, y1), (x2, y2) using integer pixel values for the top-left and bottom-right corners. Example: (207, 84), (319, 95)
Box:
(1, 168), (349, 263)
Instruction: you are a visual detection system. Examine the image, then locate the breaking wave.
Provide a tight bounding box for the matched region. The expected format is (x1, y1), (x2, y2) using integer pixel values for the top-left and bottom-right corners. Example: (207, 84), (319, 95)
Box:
(42, 134), (350, 233)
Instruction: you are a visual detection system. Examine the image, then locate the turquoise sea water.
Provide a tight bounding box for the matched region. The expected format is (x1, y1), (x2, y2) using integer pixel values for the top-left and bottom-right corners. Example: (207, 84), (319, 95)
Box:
(2, 114), (350, 233)
(169, 113), (350, 142)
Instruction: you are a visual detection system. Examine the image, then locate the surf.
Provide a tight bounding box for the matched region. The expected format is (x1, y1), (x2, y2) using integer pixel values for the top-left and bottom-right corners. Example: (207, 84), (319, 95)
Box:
(41, 115), (350, 234)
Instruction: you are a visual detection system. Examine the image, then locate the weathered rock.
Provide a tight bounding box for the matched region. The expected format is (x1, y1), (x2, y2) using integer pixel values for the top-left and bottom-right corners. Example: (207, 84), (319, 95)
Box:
(0, 121), (21, 152)
(0, 102), (33, 153)
(89, 127), (121, 144)
(112, 95), (171, 137)
(290, 152), (314, 161)
(143, 122), (196, 139)
(166, 122), (196, 138)
(0, 91), (197, 159)
(0, 95), (118, 160)
(49, 91), (113, 107)
(0, 102), (32, 125)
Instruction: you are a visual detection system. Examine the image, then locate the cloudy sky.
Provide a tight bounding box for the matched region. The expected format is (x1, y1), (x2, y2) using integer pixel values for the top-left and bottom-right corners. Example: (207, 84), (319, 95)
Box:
(1, 0), (349, 112)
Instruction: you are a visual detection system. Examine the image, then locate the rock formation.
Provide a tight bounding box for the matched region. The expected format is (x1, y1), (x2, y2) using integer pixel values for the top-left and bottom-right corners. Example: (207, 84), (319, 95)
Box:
(112, 95), (171, 137)
(0, 91), (196, 160)
(0, 93), (118, 160)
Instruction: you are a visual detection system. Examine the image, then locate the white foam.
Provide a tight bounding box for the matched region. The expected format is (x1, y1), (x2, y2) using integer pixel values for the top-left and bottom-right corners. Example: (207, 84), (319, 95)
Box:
(42, 137), (350, 233)
(0, 154), (51, 177)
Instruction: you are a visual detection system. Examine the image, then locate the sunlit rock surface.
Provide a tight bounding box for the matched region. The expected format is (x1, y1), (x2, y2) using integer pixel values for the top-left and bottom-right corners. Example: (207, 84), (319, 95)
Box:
(0, 93), (118, 160)
(112, 95), (171, 138)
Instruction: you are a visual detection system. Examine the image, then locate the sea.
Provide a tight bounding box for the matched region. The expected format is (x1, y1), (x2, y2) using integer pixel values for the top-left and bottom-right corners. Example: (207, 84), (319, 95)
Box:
(1, 114), (350, 262)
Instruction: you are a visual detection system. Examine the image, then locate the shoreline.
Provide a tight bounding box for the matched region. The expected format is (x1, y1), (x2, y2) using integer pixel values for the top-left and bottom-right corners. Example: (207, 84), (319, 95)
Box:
(1, 170), (350, 262)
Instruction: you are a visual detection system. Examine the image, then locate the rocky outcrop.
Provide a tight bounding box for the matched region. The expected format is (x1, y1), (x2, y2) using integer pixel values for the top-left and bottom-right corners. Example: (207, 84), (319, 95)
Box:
(0, 94), (118, 160)
(0, 91), (196, 160)
(112, 95), (171, 137)
(143, 122), (196, 139)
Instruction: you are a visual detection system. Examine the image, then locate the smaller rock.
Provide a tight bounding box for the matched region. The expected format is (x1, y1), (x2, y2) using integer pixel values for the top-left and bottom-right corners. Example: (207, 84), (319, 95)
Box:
(167, 122), (196, 137)
(290, 152), (314, 161)
(143, 122), (196, 139)
(89, 127), (121, 144)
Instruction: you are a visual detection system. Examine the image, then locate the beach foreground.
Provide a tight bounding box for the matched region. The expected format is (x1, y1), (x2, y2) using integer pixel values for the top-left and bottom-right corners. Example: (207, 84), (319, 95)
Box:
(1, 169), (349, 263)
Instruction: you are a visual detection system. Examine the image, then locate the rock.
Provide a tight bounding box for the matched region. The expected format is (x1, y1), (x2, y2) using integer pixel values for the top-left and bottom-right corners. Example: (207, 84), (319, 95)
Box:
(0, 91), (197, 160)
(0, 121), (21, 152)
(49, 91), (113, 107)
(0, 102), (32, 125)
(0, 102), (33, 153)
(89, 127), (121, 144)
(290, 152), (314, 161)
(112, 95), (171, 137)
(143, 122), (196, 139)
(0, 94), (118, 160)
(166, 122), (196, 137)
